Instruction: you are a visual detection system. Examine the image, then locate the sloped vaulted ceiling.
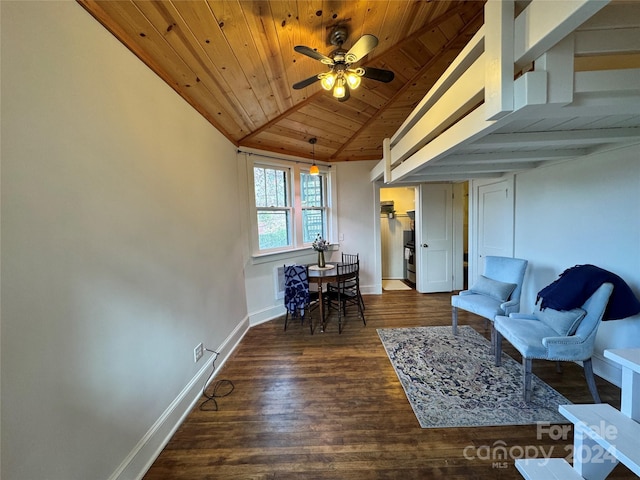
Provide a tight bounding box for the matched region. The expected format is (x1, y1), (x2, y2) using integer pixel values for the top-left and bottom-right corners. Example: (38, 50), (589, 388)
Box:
(78, 0), (486, 163)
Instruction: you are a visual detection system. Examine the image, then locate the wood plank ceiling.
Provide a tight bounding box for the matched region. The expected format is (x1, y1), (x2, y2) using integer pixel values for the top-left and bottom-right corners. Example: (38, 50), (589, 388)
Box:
(78, 0), (485, 162)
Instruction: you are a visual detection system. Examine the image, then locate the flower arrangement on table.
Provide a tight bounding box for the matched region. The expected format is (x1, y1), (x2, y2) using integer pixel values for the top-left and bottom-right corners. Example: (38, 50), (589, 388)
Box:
(312, 235), (330, 252)
(312, 235), (330, 267)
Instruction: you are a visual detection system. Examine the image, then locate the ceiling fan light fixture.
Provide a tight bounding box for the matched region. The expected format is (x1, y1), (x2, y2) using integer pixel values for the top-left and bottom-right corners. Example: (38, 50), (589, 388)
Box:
(345, 71), (362, 89)
(320, 72), (336, 91)
(293, 30), (393, 102)
(333, 78), (346, 99)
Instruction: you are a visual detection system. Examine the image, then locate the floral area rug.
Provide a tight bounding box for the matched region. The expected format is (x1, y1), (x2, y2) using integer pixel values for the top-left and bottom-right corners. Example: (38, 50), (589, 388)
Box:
(377, 325), (571, 428)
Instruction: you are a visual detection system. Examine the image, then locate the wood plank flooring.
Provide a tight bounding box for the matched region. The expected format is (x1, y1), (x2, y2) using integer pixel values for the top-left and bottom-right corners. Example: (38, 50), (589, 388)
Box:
(144, 290), (635, 479)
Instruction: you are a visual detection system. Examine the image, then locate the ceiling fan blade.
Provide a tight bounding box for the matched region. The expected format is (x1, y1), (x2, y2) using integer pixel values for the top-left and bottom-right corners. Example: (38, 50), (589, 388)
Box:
(294, 45), (334, 65)
(361, 67), (394, 83)
(293, 75), (321, 90)
(344, 34), (378, 64)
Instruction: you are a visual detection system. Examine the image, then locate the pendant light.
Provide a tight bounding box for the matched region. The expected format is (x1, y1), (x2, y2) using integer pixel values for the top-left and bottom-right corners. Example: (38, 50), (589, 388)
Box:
(309, 137), (319, 175)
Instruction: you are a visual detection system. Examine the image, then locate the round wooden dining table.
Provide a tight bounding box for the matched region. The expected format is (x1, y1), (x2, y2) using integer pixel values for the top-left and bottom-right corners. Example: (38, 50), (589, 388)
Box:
(307, 263), (340, 332)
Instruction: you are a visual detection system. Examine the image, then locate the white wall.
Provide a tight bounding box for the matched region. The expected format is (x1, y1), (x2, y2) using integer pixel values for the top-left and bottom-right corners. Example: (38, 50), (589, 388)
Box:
(1, 2), (248, 479)
(513, 143), (640, 384)
(335, 161), (379, 293)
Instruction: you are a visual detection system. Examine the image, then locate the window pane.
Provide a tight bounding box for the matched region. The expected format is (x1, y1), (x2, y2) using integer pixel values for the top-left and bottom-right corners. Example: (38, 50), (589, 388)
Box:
(254, 167), (265, 206)
(302, 209), (325, 243)
(254, 166), (288, 207)
(257, 211), (290, 249)
(301, 173), (323, 207)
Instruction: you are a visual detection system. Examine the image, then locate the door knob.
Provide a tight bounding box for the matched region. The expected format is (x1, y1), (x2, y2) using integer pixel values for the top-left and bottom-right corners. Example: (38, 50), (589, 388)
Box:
(422, 244), (429, 248)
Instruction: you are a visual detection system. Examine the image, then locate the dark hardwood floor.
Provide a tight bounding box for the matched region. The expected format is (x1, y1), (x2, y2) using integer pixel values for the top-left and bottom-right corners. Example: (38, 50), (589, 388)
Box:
(144, 290), (635, 479)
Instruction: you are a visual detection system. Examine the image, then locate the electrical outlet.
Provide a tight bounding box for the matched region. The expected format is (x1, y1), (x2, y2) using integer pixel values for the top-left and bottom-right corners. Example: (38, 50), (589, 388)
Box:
(193, 343), (204, 363)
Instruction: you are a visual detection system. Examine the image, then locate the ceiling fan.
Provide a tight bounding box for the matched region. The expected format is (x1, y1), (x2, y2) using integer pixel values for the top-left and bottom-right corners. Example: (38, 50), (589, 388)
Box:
(292, 25), (394, 102)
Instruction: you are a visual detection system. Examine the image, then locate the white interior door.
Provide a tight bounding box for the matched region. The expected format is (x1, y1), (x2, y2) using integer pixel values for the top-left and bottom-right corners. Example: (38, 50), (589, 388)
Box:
(417, 183), (453, 293)
(476, 179), (514, 276)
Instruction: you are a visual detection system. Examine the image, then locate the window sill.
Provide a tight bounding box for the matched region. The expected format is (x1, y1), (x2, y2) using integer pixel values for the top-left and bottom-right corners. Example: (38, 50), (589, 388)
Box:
(251, 245), (338, 265)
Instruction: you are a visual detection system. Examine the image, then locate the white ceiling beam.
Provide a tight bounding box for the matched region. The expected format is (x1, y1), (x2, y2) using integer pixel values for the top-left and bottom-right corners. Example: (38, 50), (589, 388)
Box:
(438, 149), (590, 164)
(514, 0), (609, 68)
(578, 1), (640, 30)
(484, 0), (514, 120)
(575, 68), (640, 95)
(575, 27), (640, 55)
(471, 127), (640, 149)
(399, 173), (505, 183)
(413, 162), (541, 175)
(535, 35), (574, 105)
(512, 97), (640, 121)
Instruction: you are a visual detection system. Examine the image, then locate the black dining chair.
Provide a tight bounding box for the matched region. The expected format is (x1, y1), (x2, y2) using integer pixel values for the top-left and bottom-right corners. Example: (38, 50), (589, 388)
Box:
(339, 253), (365, 312)
(325, 260), (366, 333)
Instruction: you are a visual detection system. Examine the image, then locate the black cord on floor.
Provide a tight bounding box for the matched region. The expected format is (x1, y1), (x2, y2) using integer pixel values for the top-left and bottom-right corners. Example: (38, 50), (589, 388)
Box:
(199, 348), (234, 411)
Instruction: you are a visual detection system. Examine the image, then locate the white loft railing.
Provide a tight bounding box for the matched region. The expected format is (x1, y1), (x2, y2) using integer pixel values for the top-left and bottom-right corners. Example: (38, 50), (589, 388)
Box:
(370, 0), (617, 185)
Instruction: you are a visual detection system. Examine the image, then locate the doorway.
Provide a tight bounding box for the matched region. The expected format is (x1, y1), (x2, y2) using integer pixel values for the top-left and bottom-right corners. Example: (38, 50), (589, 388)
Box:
(380, 186), (416, 291)
(377, 182), (468, 294)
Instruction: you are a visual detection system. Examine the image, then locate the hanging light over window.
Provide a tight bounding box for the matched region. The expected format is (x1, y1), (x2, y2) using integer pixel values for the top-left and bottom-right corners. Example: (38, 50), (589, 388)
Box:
(309, 138), (319, 175)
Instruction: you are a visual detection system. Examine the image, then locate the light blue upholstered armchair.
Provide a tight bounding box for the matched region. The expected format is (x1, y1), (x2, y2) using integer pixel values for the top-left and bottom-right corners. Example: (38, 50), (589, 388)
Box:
(494, 282), (614, 403)
(451, 256), (528, 348)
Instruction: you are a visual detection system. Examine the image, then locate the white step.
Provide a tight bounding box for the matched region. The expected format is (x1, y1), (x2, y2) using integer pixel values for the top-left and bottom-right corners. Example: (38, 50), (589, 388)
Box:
(516, 458), (584, 479)
(559, 403), (640, 476)
(605, 349), (640, 374)
(605, 348), (640, 422)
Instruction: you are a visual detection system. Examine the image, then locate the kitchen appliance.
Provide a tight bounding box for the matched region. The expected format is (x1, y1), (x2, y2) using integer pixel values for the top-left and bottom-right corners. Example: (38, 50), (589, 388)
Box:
(404, 240), (416, 285)
(403, 210), (416, 286)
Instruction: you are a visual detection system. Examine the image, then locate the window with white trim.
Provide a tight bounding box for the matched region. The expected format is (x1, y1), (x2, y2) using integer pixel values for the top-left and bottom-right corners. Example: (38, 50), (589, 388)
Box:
(300, 172), (326, 243)
(254, 165), (291, 250)
(250, 157), (333, 255)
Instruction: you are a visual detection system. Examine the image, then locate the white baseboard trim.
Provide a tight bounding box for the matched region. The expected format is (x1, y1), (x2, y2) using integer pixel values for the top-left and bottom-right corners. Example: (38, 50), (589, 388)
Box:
(249, 304), (285, 326)
(362, 283), (382, 295)
(250, 284), (382, 327)
(109, 315), (250, 480)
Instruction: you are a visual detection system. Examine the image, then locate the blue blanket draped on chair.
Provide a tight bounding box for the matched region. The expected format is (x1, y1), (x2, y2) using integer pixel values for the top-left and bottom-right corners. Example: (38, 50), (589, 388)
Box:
(284, 265), (310, 314)
(536, 264), (640, 320)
